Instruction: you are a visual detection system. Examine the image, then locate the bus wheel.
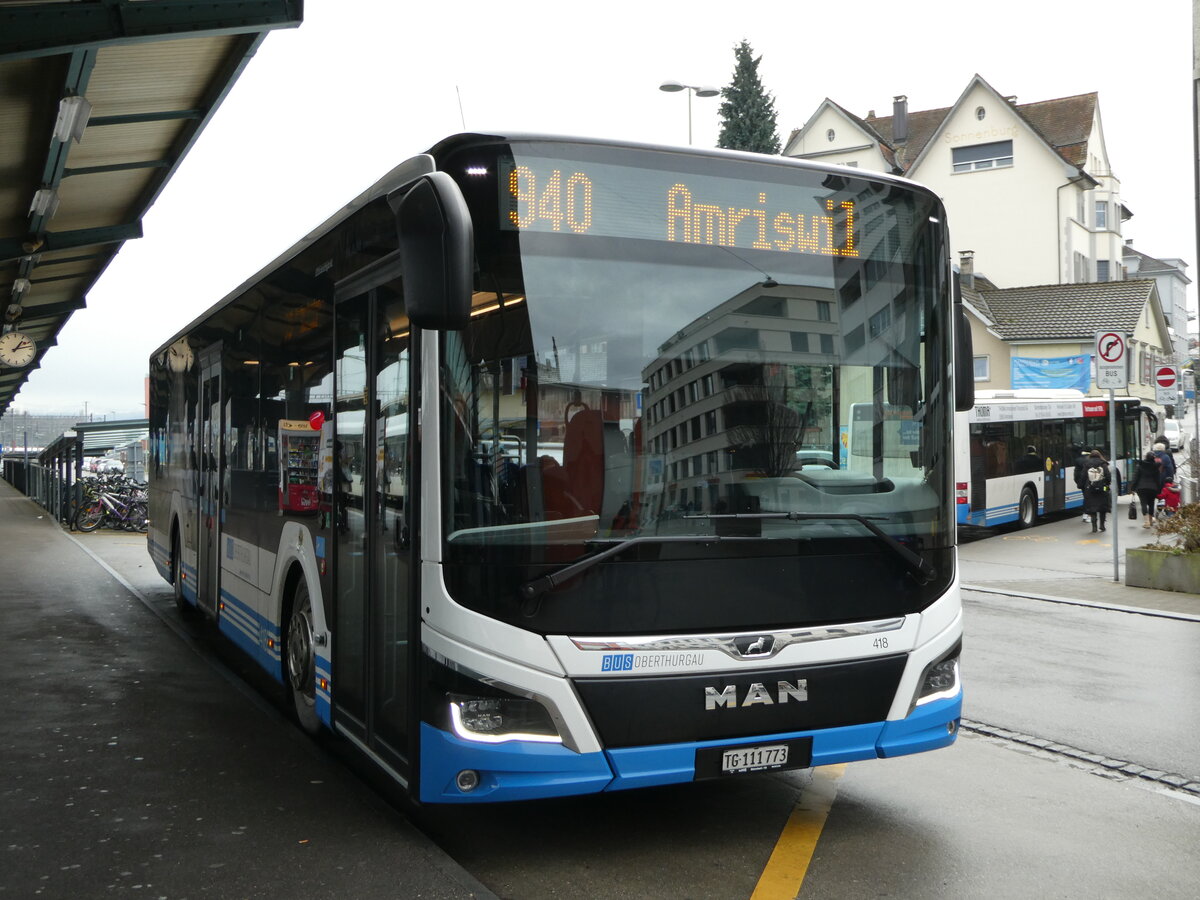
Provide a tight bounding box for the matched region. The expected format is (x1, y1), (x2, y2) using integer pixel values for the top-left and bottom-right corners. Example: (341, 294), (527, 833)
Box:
(1018, 488), (1037, 528)
(286, 581), (321, 735)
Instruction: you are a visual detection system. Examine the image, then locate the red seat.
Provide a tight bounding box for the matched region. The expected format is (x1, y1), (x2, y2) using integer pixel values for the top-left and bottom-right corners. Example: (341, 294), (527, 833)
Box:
(563, 409), (604, 515)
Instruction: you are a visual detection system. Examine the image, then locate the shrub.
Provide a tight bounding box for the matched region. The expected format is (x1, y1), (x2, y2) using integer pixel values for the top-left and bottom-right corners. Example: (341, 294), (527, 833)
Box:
(1152, 502), (1200, 554)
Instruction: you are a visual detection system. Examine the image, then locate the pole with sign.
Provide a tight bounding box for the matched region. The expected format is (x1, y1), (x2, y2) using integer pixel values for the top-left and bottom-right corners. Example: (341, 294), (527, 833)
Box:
(1094, 331), (1126, 583)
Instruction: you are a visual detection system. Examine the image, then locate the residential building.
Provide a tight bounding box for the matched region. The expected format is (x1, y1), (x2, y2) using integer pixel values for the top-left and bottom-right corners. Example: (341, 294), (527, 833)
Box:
(1122, 240), (1191, 362)
(783, 75), (1131, 289)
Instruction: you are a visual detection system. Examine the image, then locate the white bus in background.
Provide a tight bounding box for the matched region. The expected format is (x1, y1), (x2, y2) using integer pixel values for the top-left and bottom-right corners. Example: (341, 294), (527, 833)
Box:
(954, 390), (1156, 529)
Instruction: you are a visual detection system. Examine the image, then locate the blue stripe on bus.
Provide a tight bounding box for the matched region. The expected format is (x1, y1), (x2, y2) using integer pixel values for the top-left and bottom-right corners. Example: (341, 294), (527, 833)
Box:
(419, 722), (613, 803)
(180, 561), (198, 604)
(605, 692), (961, 789)
(957, 490), (1086, 527)
(316, 655), (332, 725)
(417, 693), (962, 803)
(218, 588), (283, 683)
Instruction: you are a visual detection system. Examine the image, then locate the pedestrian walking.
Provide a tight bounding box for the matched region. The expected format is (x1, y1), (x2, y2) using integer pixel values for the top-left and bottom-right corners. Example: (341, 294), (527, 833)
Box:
(1133, 450), (1164, 529)
(1072, 445), (1092, 526)
(1082, 449), (1112, 533)
(1152, 440), (1176, 484)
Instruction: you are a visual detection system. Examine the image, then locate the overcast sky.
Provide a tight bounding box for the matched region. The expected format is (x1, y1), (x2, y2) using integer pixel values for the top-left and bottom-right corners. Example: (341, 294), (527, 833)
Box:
(6, 0), (1196, 418)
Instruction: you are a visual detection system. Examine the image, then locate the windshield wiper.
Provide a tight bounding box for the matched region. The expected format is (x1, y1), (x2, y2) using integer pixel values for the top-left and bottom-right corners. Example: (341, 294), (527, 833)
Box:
(687, 512), (936, 582)
(518, 534), (748, 611)
(517, 512), (934, 614)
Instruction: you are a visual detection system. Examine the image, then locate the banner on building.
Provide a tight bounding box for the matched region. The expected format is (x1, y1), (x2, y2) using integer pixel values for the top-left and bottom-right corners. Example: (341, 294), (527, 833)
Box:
(1011, 355), (1091, 392)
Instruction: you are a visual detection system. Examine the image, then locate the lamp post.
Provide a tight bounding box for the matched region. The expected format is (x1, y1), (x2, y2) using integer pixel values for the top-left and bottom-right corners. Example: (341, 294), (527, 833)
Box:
(659, 80), (721, 145)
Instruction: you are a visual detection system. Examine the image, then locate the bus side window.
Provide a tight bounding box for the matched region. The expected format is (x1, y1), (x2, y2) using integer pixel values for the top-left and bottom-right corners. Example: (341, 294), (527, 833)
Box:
(984, 439), (1008, 478)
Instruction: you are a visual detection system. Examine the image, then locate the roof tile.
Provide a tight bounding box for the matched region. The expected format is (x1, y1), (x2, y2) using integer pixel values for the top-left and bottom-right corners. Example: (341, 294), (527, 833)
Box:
(975, 280), (1157, 341)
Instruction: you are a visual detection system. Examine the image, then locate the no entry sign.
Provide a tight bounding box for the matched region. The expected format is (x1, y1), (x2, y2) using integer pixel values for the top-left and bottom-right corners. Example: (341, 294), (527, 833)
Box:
(1155, 365), (1179, 405)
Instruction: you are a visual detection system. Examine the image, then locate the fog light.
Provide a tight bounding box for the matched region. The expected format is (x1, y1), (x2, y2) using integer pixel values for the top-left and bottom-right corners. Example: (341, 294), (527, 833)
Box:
(456, 769), (480, 792)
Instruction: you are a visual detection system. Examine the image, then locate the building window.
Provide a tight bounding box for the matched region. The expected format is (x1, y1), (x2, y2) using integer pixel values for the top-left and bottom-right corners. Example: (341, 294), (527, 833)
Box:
(951, 140), (1013, 173)
(975, 106), (986, 121)
(1073, 252), (1087, 282)
(1095, 200), (1108, 230)
(868, 307), (891, 338)
(973, 356), (990, 381)
(1096, 260), (1110, 281)
(826, 128), (836, 142)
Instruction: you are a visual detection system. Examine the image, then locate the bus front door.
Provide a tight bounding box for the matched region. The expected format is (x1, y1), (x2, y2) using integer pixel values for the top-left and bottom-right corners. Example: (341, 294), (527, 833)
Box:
(196, 347), (222, 616)
(1042, 421), (1066, 513)
(332, 263), (414, 780)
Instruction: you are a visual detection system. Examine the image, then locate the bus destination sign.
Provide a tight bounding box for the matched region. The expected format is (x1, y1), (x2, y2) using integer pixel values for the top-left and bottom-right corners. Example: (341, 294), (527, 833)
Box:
(500, 158), (859, 258)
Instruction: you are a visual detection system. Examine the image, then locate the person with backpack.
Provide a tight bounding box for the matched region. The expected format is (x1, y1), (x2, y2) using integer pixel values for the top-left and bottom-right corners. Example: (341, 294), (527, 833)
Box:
(1082, 450), (1112, 533)
(1071, 446), (1093, 526)
(1133, 450), (1165, 528)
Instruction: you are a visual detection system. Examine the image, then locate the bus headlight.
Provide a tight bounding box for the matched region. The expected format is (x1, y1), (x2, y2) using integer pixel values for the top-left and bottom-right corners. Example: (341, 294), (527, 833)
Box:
(913, 642), (961, 710)
(448, 694), (562, 744)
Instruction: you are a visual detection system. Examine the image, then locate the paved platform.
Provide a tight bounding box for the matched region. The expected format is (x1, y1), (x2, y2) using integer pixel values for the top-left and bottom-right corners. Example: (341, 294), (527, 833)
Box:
(0, 479), (495, 899)
(959, 507), (1200, 621)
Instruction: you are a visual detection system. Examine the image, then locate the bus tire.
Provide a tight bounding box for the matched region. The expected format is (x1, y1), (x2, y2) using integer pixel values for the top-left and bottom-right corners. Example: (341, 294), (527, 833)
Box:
(285, 580), (321, 735)
(1018, 487), (1037, 528)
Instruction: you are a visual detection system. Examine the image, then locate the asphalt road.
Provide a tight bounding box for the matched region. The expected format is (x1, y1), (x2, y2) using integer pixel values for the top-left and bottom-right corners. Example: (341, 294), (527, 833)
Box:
(963, 591), (1200, 781)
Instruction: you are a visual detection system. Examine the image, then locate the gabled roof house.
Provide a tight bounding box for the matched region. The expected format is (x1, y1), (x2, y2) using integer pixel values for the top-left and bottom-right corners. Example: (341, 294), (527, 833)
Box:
(784, 75), (1129, 291)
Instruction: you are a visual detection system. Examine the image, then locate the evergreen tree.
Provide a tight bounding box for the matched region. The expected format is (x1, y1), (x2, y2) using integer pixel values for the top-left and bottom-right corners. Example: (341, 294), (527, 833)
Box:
(717, 40), (780, 154)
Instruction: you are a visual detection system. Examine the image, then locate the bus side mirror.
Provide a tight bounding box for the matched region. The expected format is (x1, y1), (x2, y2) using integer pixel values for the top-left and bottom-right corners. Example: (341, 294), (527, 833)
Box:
(391, 172), (473, 331)
(953, 274), (974, 412)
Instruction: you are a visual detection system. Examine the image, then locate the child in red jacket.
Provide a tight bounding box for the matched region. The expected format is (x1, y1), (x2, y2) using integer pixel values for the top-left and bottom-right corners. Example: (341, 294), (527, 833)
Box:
(1157, 481), (1182, 516)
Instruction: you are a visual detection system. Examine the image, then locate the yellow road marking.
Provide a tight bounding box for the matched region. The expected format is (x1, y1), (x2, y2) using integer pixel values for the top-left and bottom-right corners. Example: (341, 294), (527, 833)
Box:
(750, 764), (846, 900)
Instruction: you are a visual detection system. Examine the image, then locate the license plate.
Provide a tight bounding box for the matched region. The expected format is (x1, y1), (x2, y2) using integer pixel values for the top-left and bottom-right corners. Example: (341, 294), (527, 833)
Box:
(722, 744), (787, 772)
(694, 737), (812, 779)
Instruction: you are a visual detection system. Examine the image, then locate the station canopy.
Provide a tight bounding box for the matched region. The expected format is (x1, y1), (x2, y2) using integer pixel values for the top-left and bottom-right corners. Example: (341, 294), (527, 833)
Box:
(0, 0), (303, 415)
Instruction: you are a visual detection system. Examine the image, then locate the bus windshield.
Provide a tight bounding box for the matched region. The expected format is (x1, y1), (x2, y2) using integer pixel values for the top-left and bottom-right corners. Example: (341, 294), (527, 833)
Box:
(437, 138), (953, 635)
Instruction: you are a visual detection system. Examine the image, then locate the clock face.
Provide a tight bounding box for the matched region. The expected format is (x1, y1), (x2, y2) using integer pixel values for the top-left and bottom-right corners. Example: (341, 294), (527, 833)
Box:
(167, 338), (194, 372)
(0, 331), (36, 368)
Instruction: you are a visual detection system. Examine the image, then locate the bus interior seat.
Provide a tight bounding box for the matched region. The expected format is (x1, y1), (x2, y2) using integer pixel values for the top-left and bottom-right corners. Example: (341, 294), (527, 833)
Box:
(563, 408), (605, 514)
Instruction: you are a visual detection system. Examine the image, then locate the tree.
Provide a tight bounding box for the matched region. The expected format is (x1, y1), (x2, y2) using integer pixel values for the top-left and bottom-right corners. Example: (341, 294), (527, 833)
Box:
(717, 40), (781, 154)
(726, 368), (804, 478)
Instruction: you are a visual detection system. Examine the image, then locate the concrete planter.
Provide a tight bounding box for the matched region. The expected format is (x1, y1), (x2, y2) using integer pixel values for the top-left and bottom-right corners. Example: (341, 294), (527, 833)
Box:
(1125, 548), (1200, 594)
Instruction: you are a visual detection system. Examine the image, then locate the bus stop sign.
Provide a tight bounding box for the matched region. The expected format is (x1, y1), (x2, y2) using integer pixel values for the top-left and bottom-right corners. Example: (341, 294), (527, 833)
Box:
(1154, 365), (1178, 405)
(1094, 331), (1127, 389)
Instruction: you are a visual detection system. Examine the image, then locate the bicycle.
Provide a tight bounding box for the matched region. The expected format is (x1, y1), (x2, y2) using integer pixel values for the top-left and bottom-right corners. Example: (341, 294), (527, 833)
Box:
(74, 475), (148, 533)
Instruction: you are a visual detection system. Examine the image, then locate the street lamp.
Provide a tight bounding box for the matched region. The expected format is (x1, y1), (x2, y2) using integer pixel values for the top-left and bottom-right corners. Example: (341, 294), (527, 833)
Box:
(659, 80), (721, 145)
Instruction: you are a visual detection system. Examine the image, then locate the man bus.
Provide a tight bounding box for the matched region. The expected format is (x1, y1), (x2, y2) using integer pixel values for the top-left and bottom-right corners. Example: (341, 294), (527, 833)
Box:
(149, 133), (969, 803)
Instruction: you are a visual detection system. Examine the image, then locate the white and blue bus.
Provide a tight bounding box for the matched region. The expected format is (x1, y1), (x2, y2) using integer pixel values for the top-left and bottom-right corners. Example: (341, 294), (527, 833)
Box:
(954, 389), (1157, 528)
(148, 133), (970, 804)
